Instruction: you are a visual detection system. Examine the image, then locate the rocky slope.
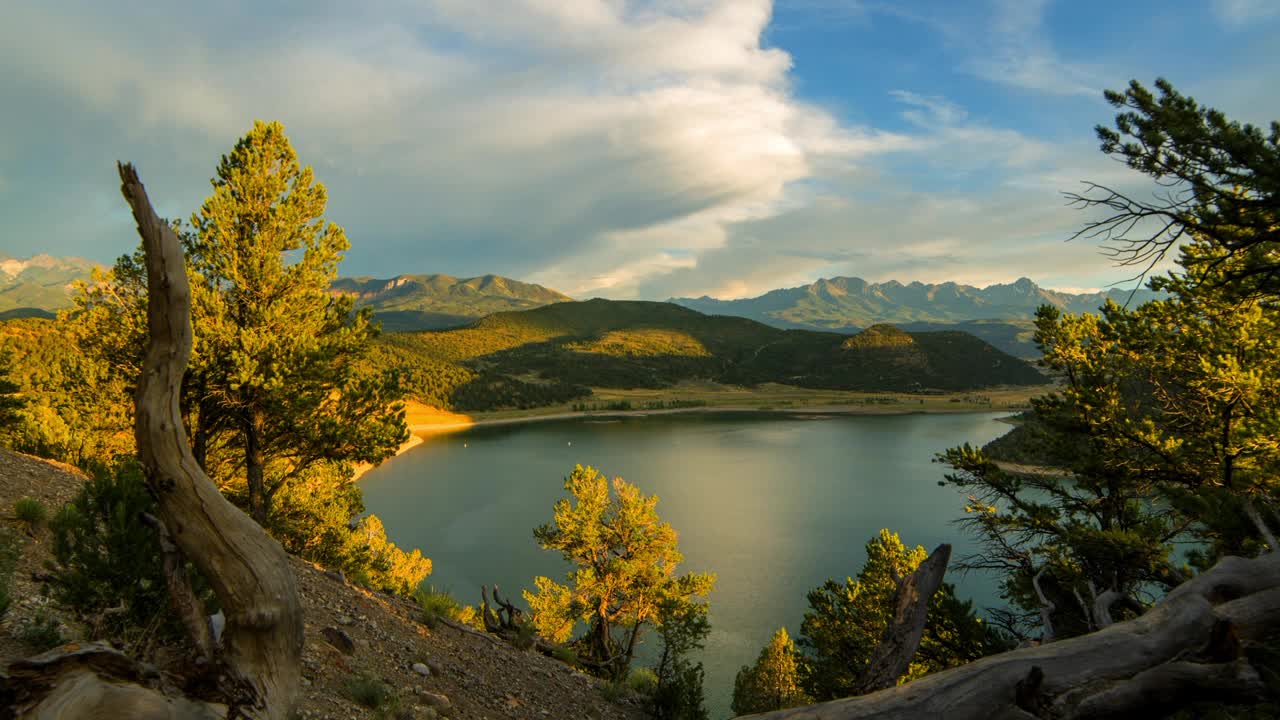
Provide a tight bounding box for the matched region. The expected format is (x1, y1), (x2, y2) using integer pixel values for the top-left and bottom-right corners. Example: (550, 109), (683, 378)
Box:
(0, 449), (645, 720)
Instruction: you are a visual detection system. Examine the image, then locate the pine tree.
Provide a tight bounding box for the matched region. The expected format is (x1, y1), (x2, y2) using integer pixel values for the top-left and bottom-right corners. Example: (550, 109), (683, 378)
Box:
(187, 120), (405, 524)
(0, 351), (24, 432)
(732, 627), (808, 715)
(798, 529), (1001, 699)
(524, 465), (714, 681)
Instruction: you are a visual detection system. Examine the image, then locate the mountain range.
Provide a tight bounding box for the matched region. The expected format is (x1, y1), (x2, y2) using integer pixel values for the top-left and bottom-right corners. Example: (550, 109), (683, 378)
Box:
(0, 254), (100, 315)
(329, 273), (572, 331)
(669, 276), (1160, 330)
(0, 254), (1158, 355)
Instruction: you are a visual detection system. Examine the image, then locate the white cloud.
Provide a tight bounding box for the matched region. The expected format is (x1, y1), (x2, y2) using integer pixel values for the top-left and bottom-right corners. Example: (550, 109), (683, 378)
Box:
(1212, 0), (1280, 27)
(917, 0), (1107, 97)
(0, 0), (1195, 301)
(0, 0), (912, 285)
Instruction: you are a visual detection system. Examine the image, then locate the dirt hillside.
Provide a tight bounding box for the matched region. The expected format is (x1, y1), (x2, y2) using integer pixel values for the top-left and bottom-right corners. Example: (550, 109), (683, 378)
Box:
(0, 448), (646, 720)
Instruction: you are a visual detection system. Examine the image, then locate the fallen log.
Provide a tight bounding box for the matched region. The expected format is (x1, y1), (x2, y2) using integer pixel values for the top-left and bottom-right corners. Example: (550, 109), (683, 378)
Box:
(735, 550), (1280, 719)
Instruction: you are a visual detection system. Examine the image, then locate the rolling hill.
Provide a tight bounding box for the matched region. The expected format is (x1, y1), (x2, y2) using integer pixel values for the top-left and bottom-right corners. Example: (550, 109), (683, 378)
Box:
(373, 299), (1047, 411)
(330, 273), (573, 331)
(894, 319), (1039, 360)
(669, 276), (1159, 331)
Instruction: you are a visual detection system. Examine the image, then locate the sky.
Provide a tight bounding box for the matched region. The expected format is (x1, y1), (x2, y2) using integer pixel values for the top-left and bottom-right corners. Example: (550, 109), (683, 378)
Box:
(1, 1), (1277, 299)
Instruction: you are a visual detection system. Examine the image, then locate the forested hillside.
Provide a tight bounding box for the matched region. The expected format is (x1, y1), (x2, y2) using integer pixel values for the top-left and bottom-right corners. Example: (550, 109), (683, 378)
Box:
(372, 299), (1046, 411)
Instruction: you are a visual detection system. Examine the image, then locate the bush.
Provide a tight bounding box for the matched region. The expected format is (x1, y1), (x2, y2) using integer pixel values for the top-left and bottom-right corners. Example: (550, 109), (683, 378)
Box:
(598, 678), (630, 703)
(551, 645), (580, 668)
(14, 497), (47, 530)
(17, 610), (64, 652)
(415, 586), (460, 629)
(345, 672), (392, 709)
(47, 459), (212, 640)
(651, 661), (709, 720)
(627, 667), (659, 695)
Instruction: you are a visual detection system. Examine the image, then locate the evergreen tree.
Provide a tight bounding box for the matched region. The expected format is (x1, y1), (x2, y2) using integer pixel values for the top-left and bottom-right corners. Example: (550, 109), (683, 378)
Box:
(651, 597), (711, 720)
(941, 80), (1280, 644)
(524, 465), (714, 681)
(798, 529), (1002, 700)
(732, 627), (808, 715)
(60, 122), (426, 595)
(189, 120), (407, 525)
(1069, 78), (1280, 298)
(0, 350), (24, 432)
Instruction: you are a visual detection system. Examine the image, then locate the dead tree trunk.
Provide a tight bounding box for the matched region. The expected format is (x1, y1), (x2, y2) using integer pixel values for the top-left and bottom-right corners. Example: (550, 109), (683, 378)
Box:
(734, 551), (1280, 720)
(854, 544), (951, 694)
(121, 162), (303, 719)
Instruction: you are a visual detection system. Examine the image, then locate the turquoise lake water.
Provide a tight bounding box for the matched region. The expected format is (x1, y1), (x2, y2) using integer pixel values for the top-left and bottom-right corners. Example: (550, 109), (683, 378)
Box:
(361, 411), (1014, 718)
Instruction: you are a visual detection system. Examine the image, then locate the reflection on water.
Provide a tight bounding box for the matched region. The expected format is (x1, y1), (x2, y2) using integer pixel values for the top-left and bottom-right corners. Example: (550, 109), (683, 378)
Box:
(362, 411), (1012, 718)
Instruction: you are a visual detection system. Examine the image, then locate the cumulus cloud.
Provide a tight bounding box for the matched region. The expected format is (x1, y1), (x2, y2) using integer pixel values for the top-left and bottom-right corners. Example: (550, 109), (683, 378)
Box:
(0, 0), (1199, 300)
(0, 0), (915, 287)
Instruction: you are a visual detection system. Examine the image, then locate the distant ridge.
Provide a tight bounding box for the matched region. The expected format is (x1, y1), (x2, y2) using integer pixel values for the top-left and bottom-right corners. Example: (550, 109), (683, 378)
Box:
(377, 299), (1047, 411)
(669, 276), (1160, 331)
(0, 253), (99, 314)
(331, 273), (574, 331)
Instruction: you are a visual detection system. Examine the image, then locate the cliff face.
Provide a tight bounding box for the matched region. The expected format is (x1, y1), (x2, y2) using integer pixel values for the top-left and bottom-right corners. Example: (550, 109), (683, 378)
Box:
(0, 449), (644, 720)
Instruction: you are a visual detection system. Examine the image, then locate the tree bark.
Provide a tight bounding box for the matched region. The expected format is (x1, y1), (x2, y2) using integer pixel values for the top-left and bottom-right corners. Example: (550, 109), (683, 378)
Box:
(120, 162), (303, 720)
(734, 550), (1280, 720)
(245, 407), (267, 526)
(854, 544), (951, 694)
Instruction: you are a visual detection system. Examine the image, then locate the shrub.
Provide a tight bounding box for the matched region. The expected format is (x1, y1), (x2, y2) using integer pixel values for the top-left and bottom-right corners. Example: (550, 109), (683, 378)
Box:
(47, 458), (212, 639)
(345, 672), (392, 709)
(599, 678), (630, 703)
(14, 497), (47, 530)
(551, 645), (580, 668)
(512, 621), (536, 651)
(415, 586), (460, 629)
(628, 667), (659, 695)
(17, 610), (64, 652)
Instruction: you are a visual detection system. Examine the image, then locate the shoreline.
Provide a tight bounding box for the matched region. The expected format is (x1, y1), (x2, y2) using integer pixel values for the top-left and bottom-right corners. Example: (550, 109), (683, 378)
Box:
(349, 380), (1052, 478)
(349, 400), (1028, 479)
(410, 402), (1015, 435)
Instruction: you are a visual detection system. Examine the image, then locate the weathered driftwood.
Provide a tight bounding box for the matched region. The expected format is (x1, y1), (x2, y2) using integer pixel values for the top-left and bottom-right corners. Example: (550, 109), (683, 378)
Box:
(735, 551), (1280, 720)
(6, 642), (227, 719)
(854, 544), (951, 694)
(121, 162), (303, 718)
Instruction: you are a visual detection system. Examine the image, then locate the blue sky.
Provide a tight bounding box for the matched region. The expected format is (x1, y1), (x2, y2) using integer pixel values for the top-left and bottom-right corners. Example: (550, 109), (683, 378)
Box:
(1, 1), (1278, 298)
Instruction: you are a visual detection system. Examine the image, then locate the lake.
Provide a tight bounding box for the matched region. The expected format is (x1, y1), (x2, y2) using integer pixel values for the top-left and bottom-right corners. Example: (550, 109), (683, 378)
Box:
(361, 410), (1014, 718)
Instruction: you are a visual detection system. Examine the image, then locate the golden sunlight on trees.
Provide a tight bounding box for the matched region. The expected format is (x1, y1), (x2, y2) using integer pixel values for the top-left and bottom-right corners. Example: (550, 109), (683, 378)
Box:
(524, 465), (714, 682)
(732, 627), (809, 715)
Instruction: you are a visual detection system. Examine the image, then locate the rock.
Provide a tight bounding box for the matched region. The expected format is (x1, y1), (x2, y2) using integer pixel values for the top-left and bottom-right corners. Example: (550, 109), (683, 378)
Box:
(421, 691), (452, 713)
(324, 568), (346, 584)
(411, 662), (431, 676)
(320, 627), (355, 655)
(335, 615), (354, 626)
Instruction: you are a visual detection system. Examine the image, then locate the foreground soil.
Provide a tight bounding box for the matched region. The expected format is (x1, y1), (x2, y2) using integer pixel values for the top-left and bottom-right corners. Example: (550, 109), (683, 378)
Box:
(0, 448), (646, 720)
